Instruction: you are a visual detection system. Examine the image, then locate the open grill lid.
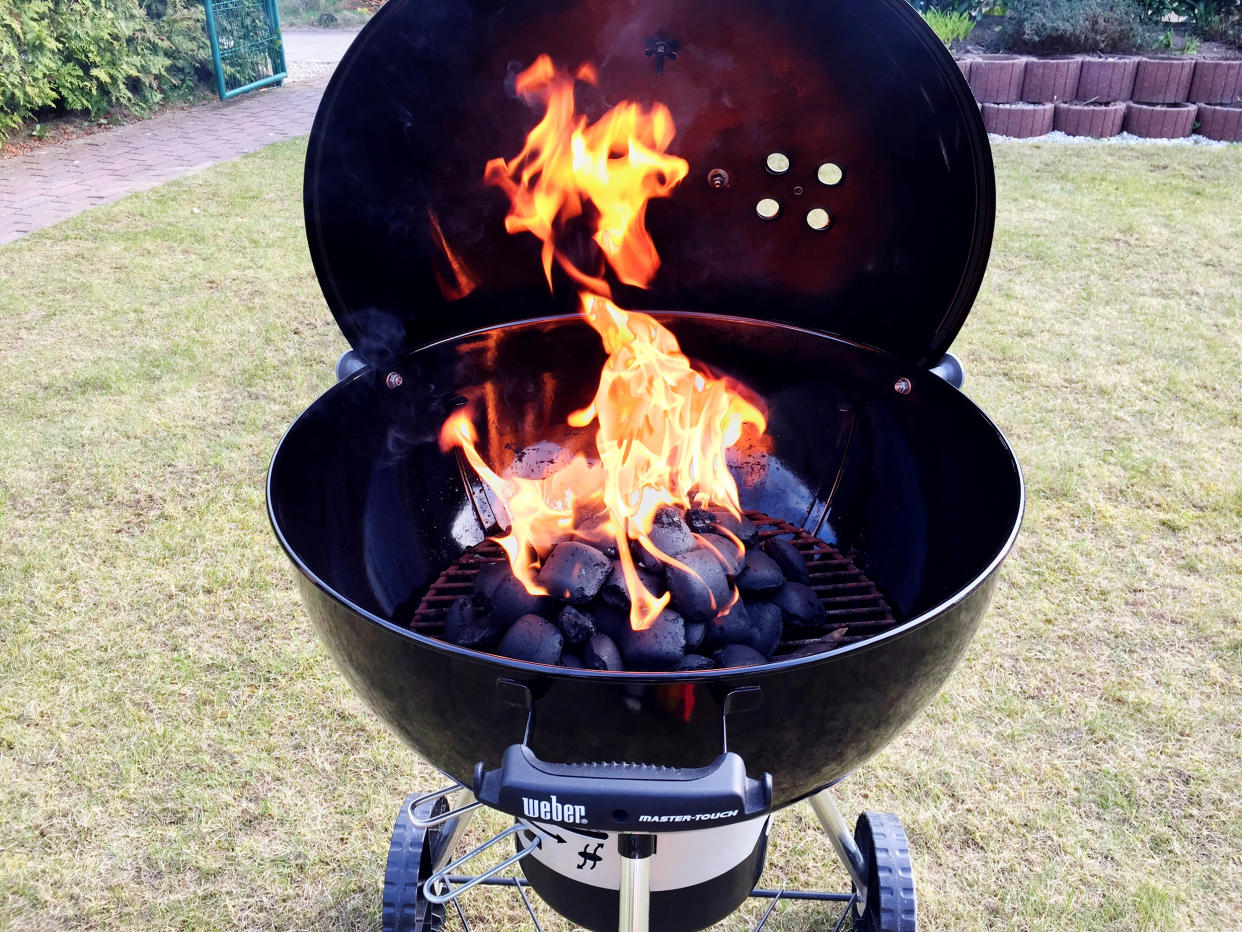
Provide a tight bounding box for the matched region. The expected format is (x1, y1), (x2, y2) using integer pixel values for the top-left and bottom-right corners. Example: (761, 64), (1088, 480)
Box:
(304, 0), (994, 370)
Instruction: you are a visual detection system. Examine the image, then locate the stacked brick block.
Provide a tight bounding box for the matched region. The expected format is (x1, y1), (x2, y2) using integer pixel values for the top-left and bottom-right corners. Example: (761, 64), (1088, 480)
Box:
(957, 55), (1242, 141)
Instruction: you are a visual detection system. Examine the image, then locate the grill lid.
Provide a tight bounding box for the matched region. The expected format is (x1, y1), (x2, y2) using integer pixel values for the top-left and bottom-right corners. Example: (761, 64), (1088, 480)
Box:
(304, 0), (994, 369)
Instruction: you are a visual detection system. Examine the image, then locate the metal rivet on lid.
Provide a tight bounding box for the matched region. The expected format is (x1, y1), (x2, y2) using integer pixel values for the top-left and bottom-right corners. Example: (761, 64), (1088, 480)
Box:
(765, 152), (790, 175)
(818, 162), (844, 186)
(707, 168), (731, 188)
(755, 198), (781, 220)
(806, 208), (831, 231)
(386, 372), (404, 389)
(894, 377), (912, 394)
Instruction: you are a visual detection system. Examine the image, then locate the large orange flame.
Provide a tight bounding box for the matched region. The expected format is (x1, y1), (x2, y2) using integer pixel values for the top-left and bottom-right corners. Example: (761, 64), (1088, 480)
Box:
(441, 56), (766, 631)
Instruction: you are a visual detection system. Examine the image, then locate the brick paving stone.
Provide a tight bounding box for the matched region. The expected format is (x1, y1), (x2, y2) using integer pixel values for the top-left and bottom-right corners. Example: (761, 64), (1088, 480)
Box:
(0, 78), (330, 245)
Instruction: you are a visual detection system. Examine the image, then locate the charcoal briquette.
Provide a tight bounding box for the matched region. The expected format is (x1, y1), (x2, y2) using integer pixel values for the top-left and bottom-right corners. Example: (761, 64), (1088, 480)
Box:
(601, 561), (666, 610)
(773, 581), (828, 633)
(647, 506), (696, 557)
(684, 620), (705, 651)
(583, 633), (623, 671)
(474, 561), (511, 602)
(760, 537), (811, 584)
(744, 600), (783, 657)
(735, 549), (785, 595)
(702, 599), (751, 649)
(684, 508), (717, 534)
(666, 547), (732, 622)
(713, 643), (768, 668)
(560, 653), (584, 668)
(673, 654), (715, 671)
(572, 511), (619, 557)
(443, 595), (504, 651)
(497, 614), (563, 665)
(698, 533), (746, 576)
(537, 541), (612, 604)
(557, 605), (596, 645)
(706, 508), (759, 548)
(620, 608), (685, 669)
(590, 601), (631, 641)
(491, 573), (556, 626)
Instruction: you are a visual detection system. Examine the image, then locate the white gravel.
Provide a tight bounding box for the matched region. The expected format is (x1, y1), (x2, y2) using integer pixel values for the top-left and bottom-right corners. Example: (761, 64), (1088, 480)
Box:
(989, 130), (1238, 147)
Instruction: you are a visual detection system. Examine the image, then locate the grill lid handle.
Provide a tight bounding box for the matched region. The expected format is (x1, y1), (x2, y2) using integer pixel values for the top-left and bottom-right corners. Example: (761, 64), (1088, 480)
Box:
(473, 744), (772, 833)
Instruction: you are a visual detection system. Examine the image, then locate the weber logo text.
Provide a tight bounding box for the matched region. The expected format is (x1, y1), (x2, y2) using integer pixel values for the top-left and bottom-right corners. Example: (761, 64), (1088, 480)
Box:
(638, 809), (739, 824)
(520, 794), (587, 824)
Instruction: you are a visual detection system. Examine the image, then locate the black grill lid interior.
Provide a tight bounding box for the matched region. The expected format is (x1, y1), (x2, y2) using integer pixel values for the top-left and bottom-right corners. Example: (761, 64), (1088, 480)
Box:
(304, 0), (994, 369)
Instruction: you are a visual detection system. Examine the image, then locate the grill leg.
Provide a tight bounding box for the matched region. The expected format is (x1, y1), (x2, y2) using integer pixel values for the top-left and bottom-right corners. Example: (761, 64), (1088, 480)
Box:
(808, 788), (869, 906)
(617, 833), (655, 932)
(431, 789), (479, 872)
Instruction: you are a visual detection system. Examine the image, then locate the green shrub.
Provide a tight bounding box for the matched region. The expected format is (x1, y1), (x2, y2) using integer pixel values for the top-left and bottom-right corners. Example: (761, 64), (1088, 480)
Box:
(0, 0), (210, 142)
(924, 8), (979, 43)
(1002, 0), (1152, 51)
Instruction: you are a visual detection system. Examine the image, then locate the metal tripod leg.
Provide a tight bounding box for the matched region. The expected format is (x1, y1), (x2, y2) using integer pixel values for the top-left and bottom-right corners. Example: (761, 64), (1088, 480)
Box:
(808, 788), (868, 907)
(617, 833), (655, 932)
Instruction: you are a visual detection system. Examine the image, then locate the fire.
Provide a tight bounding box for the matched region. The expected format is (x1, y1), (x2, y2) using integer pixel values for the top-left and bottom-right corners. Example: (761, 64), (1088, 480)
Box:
(441, 56), (766, 631)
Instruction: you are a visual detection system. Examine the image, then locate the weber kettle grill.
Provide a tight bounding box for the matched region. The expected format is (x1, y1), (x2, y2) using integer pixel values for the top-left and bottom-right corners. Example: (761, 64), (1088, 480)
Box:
(267, 0), (1024, 928)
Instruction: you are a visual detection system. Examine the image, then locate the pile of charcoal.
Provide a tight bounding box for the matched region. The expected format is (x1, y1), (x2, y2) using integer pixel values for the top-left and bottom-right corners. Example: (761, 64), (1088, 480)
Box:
(441, 506), (830, 671)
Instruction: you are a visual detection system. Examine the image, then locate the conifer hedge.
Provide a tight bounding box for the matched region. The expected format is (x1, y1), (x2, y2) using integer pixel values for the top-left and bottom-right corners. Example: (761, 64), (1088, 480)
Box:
(0, 0), (211, 140)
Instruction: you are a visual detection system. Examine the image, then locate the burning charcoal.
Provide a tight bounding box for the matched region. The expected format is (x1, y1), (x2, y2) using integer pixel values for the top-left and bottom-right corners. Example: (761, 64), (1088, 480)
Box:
(698, 533), (746, 576)
(647, 506), (696, 557)
(773, 581), (828, 634)
(685, 508), (717, 534)
(735, 549), (785, 596)
(538, 541), (612, 604)
(556, 605), (596, 645)
(508, 440), (572, 479)
(474, 561), (511, 603)
(666, 548), (732, 622)
(561, 653), (584, 669)
(703, 600), (751, 649)
(684, 621), (705, 651)
(619, 608), (685, 669)
(573, 511), (619, 557)
(713, 644), (768, 668)
(707, 508), (759, 548)
(497, 615), (563, 665)
(673, 654), (715, 671)
(583, 633), (623, 671)
(491, 573), (556, 626)
(601, 561), (666, 610)
(760, 538), (811, 584)
(744, 601), (783, 657)
(443, 595), (504, 651)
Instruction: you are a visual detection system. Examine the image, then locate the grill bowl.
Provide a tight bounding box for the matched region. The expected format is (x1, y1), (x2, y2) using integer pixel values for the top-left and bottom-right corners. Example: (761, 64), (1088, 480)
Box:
(268, 313), (1022, 807)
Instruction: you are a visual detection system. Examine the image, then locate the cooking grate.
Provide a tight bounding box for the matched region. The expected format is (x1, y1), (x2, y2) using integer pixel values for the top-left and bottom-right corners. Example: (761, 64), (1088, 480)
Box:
(409, 511), (899, 657)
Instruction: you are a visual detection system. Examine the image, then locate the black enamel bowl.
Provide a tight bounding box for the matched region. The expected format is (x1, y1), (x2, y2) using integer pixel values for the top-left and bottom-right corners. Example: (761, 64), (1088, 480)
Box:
(267, 312), (1022, 808)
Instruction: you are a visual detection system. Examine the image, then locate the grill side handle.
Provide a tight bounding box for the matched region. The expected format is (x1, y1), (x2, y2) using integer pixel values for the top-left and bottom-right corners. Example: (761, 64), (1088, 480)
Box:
(473, 744), (772, 834)
(929, 351), (965, 389)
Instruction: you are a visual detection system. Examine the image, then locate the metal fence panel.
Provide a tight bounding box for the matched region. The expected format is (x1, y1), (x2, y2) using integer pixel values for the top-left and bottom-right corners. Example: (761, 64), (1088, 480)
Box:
(204, 0), (287, 100)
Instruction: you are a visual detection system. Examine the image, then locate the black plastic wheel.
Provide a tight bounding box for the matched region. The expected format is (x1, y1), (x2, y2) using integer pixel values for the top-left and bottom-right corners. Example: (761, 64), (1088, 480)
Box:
(382, 794), (450, 932)
(850, 811), (917, 932)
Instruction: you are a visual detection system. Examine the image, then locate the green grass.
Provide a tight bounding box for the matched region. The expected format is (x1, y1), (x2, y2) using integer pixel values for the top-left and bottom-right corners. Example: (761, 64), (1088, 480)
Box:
(2, 140), (1241, 929)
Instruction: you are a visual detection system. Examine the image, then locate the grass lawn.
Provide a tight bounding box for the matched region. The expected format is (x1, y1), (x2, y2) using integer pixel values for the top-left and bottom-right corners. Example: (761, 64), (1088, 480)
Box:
(1, 139), (1240, 930)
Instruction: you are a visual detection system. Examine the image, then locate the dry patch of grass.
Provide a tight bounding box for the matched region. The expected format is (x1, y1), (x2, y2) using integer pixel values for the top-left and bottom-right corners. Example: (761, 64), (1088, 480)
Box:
(1, 141), (1240, 930)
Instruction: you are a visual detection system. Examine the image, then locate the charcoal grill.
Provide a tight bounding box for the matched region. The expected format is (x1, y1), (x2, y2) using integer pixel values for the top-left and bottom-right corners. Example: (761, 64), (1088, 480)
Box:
(266, 0), (1024, 928)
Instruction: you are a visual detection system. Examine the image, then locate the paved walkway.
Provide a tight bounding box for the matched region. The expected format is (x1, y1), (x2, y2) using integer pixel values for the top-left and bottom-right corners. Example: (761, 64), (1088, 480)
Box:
(0, 28), (359, 245)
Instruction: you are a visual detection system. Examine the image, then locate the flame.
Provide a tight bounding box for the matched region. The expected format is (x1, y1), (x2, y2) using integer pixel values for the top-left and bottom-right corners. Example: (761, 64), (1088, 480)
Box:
(442, 56), (766, 631)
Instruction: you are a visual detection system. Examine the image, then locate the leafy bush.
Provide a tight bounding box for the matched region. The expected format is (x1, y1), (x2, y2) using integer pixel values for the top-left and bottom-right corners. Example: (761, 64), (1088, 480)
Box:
(0, 0), (211, 142)
(1002, 0), (1152, 51)
(924, 8), (979, 43)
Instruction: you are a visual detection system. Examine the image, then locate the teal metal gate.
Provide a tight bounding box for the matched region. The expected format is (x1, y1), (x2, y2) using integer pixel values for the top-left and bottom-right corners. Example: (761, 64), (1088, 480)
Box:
(204, 0), (287, 100)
